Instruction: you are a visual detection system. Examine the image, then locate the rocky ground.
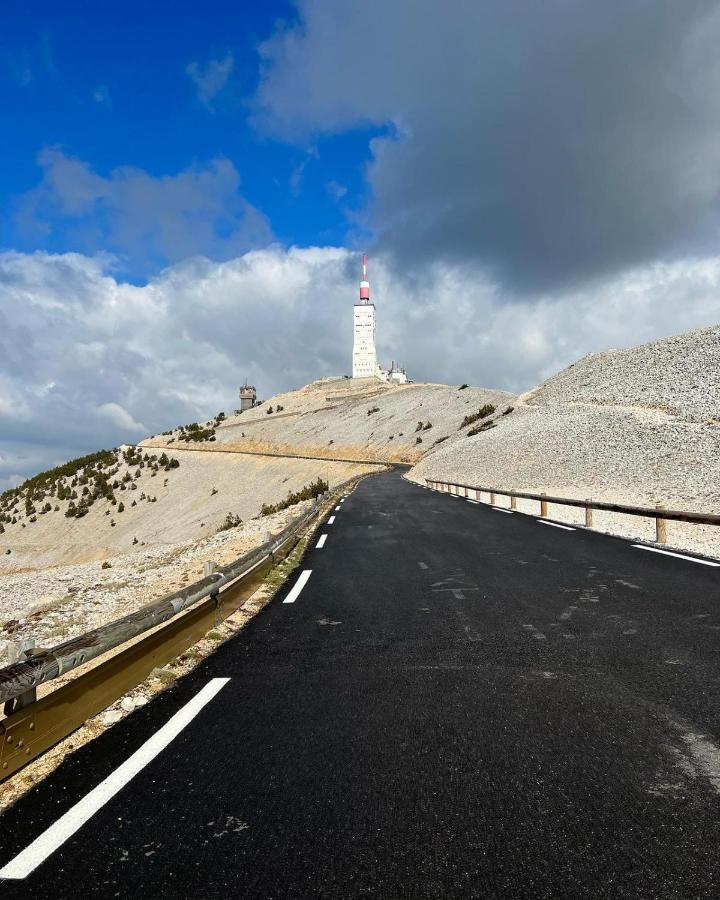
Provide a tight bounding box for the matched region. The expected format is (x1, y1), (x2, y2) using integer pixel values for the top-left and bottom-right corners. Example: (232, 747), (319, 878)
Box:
(0, 501), (314, 665)
(2, 323), (719, 661)
(411, 325), (720, 557)
(146, 376), (515, 465)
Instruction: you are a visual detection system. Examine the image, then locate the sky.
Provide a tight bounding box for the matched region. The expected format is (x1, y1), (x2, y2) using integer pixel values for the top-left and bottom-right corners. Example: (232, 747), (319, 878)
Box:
(3, 0), (720, 488)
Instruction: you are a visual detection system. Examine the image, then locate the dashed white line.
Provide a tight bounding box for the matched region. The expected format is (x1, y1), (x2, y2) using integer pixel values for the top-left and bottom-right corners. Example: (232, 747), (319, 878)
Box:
(466, 499), (480, 504)
(492, 507), (513, 514)
(632, 545), (720, 567)
(316, 534), (328, 549)
(334, 505), (341, 511)
(328, 515), (336, 525)
(538, 520), (575, 531)
(418, 561), (428, 570)
(283, 569), (313, 603)
(0, 678), (230, 880)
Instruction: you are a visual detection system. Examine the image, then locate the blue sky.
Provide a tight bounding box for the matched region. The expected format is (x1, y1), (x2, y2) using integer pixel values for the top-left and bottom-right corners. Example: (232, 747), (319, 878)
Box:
(0, 0), (377, 276)
(3, 1), (720, 486)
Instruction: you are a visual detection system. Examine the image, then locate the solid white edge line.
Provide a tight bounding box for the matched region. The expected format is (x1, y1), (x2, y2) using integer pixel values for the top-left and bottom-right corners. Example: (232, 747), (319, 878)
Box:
(632, 545), (720, 567)
(0, 678), (230, 880)
(328, 515), (336, 524)
(334, 505), (340, 511)
(492, 507), (514, 514)
(283, 569), (312, 604)
(538, 520), (575, 531)
(466, 499), (480, 504)
(316, 534), (328, 549)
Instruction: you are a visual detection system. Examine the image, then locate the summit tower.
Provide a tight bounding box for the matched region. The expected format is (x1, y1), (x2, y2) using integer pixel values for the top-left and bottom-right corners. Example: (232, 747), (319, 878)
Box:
(352, 254), (378, 378)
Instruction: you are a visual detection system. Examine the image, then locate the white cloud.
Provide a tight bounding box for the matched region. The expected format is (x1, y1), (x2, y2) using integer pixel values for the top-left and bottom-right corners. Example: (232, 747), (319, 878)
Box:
(93, 84), (112, 108)
(186, 53), (234, 110)
(97, 402), (146, 433)
(1, 245), (720, 487)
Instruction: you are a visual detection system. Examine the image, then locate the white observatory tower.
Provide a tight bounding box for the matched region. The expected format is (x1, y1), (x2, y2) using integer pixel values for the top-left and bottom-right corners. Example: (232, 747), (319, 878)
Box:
(352, 254), (379, 378)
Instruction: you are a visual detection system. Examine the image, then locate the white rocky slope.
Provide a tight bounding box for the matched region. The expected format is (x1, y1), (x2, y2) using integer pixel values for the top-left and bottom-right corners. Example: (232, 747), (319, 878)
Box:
(410, 325), (720, 556)
(146, 377), (515, 465)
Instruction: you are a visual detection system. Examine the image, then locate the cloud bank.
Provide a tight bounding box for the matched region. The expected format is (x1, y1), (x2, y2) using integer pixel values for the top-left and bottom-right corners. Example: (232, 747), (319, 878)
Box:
(2, 245), (720, 489)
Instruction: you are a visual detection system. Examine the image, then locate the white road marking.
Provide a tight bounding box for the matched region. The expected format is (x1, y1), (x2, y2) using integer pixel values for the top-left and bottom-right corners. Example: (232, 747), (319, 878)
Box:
(316, 534), (328, 549)
(0, 678), (230, 880)
(466, 499), (480, 504)
(334, 505), (341, 511)
(283, 569), (313, 604)
(418, 562), (428, 569)
(538, 520), (575, 531)
(632, 545), (720, 567)
(492, 507), (513, 514)
(328, 515), (336, 524)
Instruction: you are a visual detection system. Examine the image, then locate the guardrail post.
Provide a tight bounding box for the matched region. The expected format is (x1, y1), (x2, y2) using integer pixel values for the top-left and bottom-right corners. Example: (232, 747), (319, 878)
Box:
(656, 505), (667, 544)
(585, 500), (593, 528)
(540, 493), (548, 517)
(489, 491), (495, 506)
(2, 640), (37, 715)
(203, 561), (217, 578)
(510, 494), (517, 510)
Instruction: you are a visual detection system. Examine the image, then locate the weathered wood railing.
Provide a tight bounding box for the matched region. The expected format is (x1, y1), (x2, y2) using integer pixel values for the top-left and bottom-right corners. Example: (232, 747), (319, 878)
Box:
(426, 479), (720, 545)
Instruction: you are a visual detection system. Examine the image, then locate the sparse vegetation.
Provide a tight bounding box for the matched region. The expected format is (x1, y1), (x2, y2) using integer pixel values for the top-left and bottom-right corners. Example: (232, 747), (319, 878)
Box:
(458, 384), (469, 390)
(416, 437), (423, 444)
(367, 406), (380, 415)
(503, 406), (514, 416)
(101, 561), (112, 569)
(218, 512), (243, 531)
(434, 436), (449, 445)
(459, 405), (496, 429)
(260, 477), (328, 517)
(467, 421), (496, 436)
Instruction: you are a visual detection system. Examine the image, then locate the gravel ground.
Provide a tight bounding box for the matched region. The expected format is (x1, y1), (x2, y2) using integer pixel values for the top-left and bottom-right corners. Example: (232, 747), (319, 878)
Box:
(0, 502), (314, 665)
(191, 377), (515, 464)
(411, 325), (720, 558)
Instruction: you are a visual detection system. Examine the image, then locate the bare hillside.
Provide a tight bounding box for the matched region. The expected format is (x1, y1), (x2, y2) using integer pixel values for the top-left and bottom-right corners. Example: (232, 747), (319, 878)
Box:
(147, 377), (515, 464)
(411, 325), (720, 556)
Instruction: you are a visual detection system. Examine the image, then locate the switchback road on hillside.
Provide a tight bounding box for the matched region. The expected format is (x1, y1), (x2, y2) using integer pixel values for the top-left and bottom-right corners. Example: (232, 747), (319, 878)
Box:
(3, 471), (720, 897)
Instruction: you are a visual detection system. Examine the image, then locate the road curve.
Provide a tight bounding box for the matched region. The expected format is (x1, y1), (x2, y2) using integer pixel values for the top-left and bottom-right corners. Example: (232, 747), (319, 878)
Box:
(2, 470), (720, 897)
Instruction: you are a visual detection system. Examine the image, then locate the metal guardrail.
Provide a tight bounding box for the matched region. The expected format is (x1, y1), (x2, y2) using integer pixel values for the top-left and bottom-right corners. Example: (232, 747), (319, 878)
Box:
(0, 476), (364, 781)
(426, 479), (720, 545)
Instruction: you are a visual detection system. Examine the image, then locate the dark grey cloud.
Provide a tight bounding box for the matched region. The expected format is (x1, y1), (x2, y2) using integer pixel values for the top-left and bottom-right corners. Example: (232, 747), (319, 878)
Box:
(255, 0), (720, 292)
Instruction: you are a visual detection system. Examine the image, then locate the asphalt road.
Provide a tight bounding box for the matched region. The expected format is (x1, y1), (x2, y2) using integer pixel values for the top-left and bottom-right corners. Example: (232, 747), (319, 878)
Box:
(3, 470), (720, 898)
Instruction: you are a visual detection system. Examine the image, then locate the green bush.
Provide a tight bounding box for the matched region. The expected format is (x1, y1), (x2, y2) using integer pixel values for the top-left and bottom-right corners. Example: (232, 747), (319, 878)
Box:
(218, 512), (243, 531)
(467, 421), (496, 436)
(459, 405), (496, 429)
(260, 477), (328, 517)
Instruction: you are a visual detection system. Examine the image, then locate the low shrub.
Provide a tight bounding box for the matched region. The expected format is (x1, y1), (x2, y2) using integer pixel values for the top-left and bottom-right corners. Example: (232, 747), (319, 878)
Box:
(467, 421), (496, 436)
(218, 512), (243, 531)
(459, 404), (496, 429)
(260, 477), (328, 517)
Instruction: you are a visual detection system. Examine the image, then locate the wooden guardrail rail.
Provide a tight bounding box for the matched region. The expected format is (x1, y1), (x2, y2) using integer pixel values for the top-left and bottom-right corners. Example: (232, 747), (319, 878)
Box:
(0, 476), (363, 781)
(426, 479), (720, 545)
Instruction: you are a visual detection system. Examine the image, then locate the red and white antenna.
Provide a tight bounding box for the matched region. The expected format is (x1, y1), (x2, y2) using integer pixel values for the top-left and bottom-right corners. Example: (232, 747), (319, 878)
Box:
(359, 253), (370, 302)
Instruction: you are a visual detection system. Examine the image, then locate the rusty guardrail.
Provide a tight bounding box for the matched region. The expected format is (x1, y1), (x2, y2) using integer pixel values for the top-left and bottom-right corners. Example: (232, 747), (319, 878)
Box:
(426, 479), (720, 545)
(0, 475), (366, 780)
